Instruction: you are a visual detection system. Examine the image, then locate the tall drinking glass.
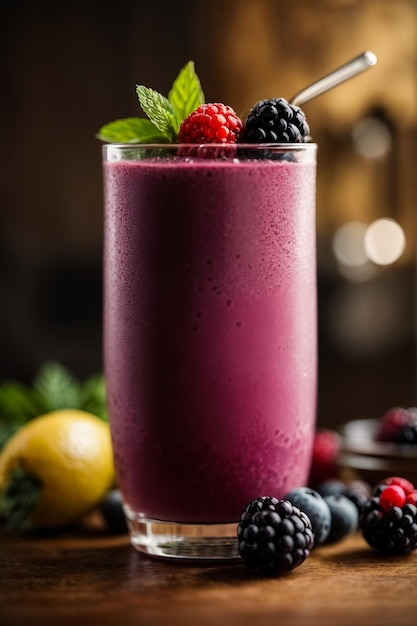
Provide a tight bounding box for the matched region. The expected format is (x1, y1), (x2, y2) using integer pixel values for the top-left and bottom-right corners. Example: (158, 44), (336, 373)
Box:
(103, 143), (317, 560)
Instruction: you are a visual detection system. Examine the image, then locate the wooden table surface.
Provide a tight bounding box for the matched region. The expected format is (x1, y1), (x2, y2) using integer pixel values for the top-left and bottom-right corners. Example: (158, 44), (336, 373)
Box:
(1, 523), (416, 626)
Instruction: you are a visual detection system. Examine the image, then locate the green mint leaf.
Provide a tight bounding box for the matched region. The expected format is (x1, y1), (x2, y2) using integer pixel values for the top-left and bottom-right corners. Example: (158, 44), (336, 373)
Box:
(32, 361), (80, 412)
(0, 466), (43, 530)
(79, 374), (108, 422)
(0, 381), (43, 425)
(136, 85), (177, 140)
(96, 117), (169, 144)
(168, 61), (205, 128)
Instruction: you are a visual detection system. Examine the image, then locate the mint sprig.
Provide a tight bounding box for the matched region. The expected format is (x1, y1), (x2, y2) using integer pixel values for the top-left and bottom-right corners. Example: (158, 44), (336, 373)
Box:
(135, 86), (177, 141)
(168, 61), (205, 131)
(96, 60), (205, 144)
(96, 118), (169, 144)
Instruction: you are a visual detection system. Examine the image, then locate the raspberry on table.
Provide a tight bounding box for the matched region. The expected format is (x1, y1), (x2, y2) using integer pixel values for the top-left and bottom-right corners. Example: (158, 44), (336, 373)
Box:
(308, 429), (341, 488)
(243, 98), (310, 143)
(360, 477), (417, 554)
(237, 496), (314, 575)
(178, 103), (243, 144)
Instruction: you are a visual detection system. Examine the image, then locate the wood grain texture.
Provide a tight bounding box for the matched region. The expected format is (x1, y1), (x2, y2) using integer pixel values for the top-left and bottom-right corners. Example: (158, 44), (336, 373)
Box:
(1, 527), (416, 626)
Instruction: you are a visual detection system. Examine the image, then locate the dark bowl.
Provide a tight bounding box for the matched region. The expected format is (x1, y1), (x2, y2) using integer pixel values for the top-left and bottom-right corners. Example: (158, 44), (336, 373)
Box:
(337, 418), (417, 487)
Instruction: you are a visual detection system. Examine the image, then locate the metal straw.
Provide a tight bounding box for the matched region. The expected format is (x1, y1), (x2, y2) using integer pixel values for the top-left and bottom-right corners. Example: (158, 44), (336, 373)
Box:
(290, 51), (377, 107)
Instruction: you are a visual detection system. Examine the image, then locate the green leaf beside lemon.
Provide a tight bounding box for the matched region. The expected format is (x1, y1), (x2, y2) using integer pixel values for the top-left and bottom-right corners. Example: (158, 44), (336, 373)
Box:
(0, 361), (108, 449)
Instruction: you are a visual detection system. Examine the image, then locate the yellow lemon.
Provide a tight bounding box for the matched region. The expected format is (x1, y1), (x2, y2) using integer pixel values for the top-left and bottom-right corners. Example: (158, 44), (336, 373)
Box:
(0, 409), (114, 529)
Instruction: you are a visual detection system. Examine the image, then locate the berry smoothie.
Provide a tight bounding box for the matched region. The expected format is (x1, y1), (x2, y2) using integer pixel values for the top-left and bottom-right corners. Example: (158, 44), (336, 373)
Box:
(103, 145), (317, 525)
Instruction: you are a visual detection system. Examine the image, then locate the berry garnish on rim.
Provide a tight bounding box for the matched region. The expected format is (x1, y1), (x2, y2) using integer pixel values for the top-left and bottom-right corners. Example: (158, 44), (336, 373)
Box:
(177, 102), (242, 158)
(178, 103), (242, 144)
(243, 98), (310, 143)
(97, 52), (377, 147)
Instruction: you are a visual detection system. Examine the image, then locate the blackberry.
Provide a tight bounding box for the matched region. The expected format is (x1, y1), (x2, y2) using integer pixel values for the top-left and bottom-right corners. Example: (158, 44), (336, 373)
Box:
(393, 422), (417, 444)
(359, 492), (417, 555)
(243, 98), (310, 144)
(237, 496), (314, 575)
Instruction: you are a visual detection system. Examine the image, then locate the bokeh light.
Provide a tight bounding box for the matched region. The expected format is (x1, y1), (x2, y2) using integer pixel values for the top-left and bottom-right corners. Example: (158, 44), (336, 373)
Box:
(333, 218), (406, 276)
(351, 117), (392, 159)
(332, 221), (368, 266)
(332, 220), (377, 281)
(364, 218), (406, 265)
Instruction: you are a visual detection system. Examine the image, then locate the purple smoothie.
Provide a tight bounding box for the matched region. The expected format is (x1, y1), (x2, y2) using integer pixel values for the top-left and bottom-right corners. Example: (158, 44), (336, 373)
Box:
(103, 146), (317, 524)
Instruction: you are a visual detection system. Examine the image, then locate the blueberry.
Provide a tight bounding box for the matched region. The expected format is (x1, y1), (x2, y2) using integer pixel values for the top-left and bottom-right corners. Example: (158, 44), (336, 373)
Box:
(344, 480), (371, 513)
(285, 487), (331, 545)
(324, 494), (359, 543)
(315, 479), (346, 498)
(100, 489), (128, 534)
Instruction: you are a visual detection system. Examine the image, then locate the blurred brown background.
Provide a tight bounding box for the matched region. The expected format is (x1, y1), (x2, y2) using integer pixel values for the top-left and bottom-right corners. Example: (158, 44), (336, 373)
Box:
(1, 0), (416, 429)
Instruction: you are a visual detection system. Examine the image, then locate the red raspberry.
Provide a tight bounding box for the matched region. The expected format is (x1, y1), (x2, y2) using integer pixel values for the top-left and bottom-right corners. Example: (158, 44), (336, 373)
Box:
(406, 491), (417, 505)
(382, 476), (414, 495)
(308, 429), (340, 488)
(379, 485), (406, 511)
(178, 103), (243, 144)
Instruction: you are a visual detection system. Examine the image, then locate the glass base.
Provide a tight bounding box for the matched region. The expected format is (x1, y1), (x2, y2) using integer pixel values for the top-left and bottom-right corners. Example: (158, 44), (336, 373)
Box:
(124, 505), (240, 561)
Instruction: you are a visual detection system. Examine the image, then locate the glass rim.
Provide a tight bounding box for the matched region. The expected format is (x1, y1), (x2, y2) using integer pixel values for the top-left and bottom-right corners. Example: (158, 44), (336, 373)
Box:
(103, 142), (317, 163)
(103, 142), (317, 151)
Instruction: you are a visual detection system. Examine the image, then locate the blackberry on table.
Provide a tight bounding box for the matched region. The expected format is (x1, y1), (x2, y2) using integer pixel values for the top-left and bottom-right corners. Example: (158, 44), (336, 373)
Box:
(237, 496), (314, 575)
(243, 98), (310, 144)
(360, 487), (417, 555)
